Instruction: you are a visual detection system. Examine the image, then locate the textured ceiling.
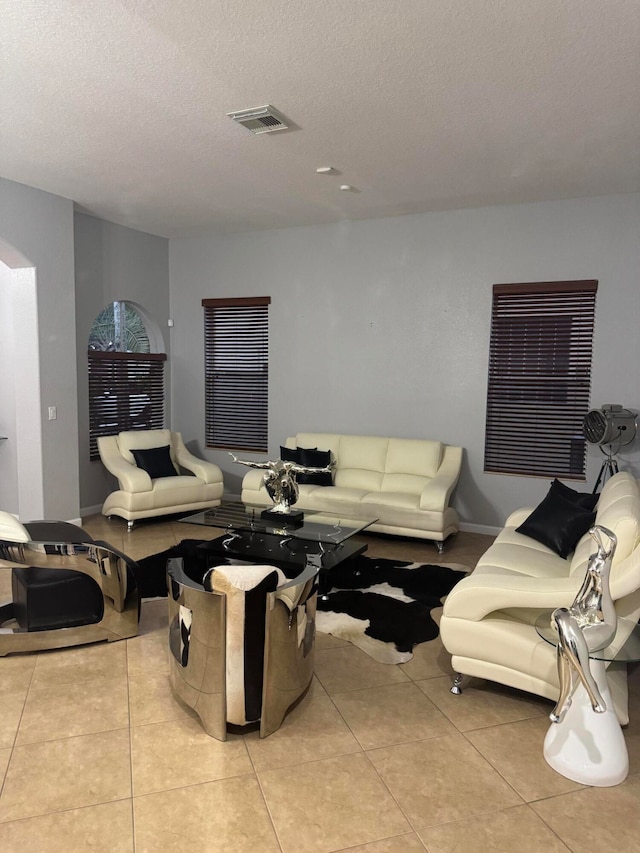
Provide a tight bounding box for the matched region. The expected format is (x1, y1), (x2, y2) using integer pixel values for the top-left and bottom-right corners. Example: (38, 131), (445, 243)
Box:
(2, 0), (639, 238)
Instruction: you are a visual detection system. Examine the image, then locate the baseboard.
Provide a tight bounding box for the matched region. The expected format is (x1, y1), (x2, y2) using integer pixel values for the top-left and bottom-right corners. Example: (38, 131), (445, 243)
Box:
(459, 521), (501, 537)
(80, 504), (103, 519)
(78, 496), (501, 538)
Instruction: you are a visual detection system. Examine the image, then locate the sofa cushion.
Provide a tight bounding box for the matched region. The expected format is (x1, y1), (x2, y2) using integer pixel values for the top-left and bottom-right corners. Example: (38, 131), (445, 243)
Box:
(361, 491), (420, 511)
(515, 488), (595, 559)
(569, 473), (640, 577)
(476, 539), (571, 578)
(333, 436), (387, 491)
(385, 438), (442, 479)
(131, 445), (178, 479)
(381, 472), (431, 496)
(305, 486), (368, 511)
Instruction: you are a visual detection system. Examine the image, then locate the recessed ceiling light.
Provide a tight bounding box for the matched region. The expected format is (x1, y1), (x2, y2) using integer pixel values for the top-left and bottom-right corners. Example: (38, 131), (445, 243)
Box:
(316, 166), (334, 174)
(340, 184), (353, 191)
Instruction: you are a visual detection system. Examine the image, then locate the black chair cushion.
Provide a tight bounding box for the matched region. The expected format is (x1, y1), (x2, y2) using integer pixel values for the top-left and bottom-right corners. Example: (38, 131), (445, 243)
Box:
(12, 568), (104, 631)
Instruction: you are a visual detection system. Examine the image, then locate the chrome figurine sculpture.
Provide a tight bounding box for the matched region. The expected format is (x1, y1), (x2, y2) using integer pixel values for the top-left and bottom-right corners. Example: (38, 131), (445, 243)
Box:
(550, 525), (617, 723)
(230, 452), (334, 514)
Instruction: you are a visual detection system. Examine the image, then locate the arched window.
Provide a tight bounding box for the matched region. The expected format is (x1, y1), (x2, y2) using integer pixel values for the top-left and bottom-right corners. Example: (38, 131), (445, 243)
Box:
(88, 301), (166, 459)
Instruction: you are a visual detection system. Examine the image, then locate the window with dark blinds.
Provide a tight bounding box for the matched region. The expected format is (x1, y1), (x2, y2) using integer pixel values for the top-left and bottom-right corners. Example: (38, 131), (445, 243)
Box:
(88, 352), (166, 459)
(484, 280), (597, 479)
(202, 296), (270, 452)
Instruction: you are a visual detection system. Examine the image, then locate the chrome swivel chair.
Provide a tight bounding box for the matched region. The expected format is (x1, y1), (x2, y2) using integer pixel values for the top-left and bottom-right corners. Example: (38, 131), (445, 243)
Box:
(167, 557), (318, 739)
(0, 513), (140, 655)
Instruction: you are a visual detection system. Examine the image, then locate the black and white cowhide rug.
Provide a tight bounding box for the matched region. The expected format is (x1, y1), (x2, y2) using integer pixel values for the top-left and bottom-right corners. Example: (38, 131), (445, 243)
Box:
(316, 555), (468, 664)
(133, 540), (468, 665)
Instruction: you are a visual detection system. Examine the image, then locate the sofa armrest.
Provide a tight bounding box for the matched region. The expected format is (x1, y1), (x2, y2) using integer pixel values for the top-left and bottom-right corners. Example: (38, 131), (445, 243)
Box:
(97, 436), (152, 493)
(505, 507), (535, 527)
(419, 446), (462, 512)
(442, 571), (583, 621)
(242, 469), (267, 492)
(173, 433), (223, 485)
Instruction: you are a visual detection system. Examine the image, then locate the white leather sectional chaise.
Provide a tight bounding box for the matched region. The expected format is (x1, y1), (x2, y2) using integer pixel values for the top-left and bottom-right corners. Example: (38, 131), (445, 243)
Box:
(240, 432), (463, 550)
(440, 472), (640, 724)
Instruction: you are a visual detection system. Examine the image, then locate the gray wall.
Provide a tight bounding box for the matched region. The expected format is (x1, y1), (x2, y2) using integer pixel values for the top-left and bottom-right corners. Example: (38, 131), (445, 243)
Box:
(0, 178), (79, 521)
(2, 178), (636, 528)
(74, 213), (170, 511)
(169, 193), (640, 530)
(0, 263), (18, 513)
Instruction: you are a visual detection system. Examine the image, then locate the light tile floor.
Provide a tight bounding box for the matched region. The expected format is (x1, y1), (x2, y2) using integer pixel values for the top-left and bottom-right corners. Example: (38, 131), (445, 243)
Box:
(0, 516), (638, 852)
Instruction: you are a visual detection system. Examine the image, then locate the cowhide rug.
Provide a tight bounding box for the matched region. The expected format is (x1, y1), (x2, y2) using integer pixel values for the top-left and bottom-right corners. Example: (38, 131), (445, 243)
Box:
(316, 555), (468, 664)
(134, 541), (468, 665)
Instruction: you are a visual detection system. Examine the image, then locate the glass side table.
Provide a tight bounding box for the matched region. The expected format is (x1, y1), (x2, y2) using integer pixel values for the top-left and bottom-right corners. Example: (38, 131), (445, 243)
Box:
(535, 611), (640, 786)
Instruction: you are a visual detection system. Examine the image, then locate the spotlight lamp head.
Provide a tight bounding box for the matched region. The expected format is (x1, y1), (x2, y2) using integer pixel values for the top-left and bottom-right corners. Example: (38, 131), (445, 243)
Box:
(583, 404), (638, 447)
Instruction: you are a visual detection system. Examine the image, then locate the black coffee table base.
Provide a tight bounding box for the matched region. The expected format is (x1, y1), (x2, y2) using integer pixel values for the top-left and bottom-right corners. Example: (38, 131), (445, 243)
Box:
(197, 531), (367, 596)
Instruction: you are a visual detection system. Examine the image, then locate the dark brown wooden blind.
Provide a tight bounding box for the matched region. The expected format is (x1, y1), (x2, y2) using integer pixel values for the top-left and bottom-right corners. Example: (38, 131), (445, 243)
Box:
(88, 351), (166, 459)
(202, 296), (270, 452)
(484, 280), (597, 479)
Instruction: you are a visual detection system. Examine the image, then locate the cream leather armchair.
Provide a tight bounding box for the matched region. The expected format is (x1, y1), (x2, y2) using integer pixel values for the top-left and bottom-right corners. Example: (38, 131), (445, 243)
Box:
(98, 428), (223, 530)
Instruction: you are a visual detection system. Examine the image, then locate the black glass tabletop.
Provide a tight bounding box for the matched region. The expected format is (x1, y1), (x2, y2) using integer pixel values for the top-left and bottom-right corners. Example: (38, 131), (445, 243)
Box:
(180, 501), (378, 545)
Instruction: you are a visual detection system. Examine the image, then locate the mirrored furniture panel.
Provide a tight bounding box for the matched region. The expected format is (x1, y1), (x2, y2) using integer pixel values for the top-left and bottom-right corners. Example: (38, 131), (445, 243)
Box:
(0, 536), (140, 655)
(167, 557), (318, 740)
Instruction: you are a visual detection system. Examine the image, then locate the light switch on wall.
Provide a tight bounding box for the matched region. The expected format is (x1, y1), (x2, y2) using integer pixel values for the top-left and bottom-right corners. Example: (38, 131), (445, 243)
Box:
(48, 406), (57, 420)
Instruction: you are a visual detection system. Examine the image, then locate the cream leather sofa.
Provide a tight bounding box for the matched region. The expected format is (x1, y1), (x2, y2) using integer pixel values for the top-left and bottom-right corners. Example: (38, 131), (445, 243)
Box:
(99, 429), (224, 530)
(440, 472), (640, 724)
(240, 432), (462, 550)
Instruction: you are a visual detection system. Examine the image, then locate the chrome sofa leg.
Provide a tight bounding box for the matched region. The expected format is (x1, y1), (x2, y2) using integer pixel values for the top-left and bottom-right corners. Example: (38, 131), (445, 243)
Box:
(127, 520), (135, 532)
(451, 673), (467, 695)
(435, 540), (444, 554)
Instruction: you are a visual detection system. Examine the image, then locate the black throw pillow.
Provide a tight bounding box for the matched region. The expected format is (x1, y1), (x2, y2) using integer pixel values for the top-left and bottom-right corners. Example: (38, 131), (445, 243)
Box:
(131, 445), (178, 479)
(280, 446), (333, 486)
(549, 478), (599, 511)
(280, 446), (304, 464)
(516, 488), (595, 559)
(298, 447), (333, 486)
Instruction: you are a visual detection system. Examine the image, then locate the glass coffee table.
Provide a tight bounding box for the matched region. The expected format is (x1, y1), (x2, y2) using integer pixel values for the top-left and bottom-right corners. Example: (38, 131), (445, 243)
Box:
(180, 502), (378, 591)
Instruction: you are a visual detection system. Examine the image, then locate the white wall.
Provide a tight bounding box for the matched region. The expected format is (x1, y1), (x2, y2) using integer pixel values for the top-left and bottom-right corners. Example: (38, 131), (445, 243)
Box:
(74, 213), (170, 512)
(169, 193), (640, 529)
(0, 178), (78, 521)
(0, 262), (18, 513)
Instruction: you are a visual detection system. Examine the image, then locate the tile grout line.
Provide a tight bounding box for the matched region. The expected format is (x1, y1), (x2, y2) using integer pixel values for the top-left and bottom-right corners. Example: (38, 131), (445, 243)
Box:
(0, 658), (37, 809)
(125, 633), (137, 853)
(247, 745), (287, 853)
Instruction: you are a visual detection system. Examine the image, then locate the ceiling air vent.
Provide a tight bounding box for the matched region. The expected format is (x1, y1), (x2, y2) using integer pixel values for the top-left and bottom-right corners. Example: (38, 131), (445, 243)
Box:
(226, 105), (289, 134)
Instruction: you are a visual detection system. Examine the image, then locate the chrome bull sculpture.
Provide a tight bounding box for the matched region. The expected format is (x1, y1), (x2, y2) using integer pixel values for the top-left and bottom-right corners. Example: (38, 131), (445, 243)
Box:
(230, 452), (334, 514)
